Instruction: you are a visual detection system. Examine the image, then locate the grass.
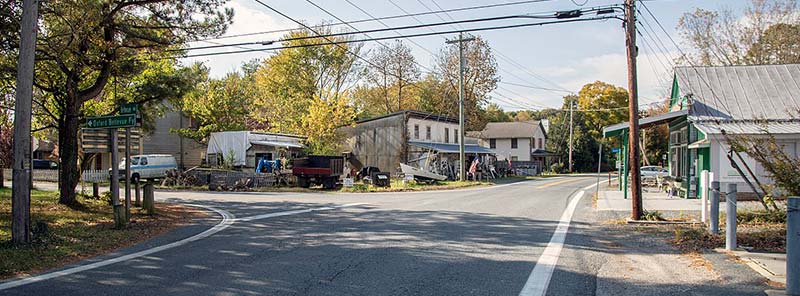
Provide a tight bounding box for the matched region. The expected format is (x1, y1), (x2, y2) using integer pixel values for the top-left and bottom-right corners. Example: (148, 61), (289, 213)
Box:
(339, 179), (491, 193)
(0, 187), (205, 279)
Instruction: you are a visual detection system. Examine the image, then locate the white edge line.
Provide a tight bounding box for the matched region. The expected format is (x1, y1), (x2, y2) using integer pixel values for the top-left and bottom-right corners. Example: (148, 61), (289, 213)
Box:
(235, 203), (368, 222)
(0, 204), (234, 291)
(0, 201), (370, 291)
(520, 183), (596, 296)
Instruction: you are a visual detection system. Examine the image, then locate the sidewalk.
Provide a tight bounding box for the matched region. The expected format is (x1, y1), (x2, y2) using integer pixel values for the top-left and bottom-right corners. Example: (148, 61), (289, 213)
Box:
(727, 249), (787, 287)
(596, 189), (702, 211)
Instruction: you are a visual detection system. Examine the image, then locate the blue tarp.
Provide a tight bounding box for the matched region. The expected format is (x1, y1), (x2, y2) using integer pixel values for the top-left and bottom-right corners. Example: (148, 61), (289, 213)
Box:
(408, 141), (495, 154)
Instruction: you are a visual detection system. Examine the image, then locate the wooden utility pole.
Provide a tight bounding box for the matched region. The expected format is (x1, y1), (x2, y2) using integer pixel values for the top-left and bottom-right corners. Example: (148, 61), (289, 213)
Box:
(568, 96), (574, 172)
(110, 131), (125, 228)
(625, 0), (643, 220)
(11, 0), (39, 245)
(446, 33), (474, 181)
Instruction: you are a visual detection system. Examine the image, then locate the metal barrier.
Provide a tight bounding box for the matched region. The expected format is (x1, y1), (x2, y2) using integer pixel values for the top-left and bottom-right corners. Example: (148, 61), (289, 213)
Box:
(787, 196), (799, 295)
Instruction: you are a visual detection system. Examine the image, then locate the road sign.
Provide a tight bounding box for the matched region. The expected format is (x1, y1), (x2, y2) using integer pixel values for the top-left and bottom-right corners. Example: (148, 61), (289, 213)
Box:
(119, 103), (138, 115)
(85, 114), (136, 129)
(611, 148), (621, 153)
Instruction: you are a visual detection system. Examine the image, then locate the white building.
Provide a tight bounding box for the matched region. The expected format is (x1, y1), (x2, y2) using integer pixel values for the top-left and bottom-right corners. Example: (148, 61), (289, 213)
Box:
(475, 120), (552, 173)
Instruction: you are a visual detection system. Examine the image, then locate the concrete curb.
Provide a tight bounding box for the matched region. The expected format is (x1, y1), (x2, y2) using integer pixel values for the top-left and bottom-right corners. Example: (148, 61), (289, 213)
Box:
(625, 218), (703, 225)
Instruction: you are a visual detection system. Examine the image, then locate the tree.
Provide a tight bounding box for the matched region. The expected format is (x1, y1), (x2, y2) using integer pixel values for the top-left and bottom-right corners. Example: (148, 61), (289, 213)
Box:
(484, 103), (510, 123)
(677, 0), (799, 66)
(359, 41), (420, 115)
(302, 93), (358, 155)
(746, 23), (800, 64)
(252, 26), (362, 154)
(420, 36), (499, 130)
(0, 1), (232, 205)
(175, 69), (253, 142)
(576, 81), (629, 140)
(0, 93), (11, 188)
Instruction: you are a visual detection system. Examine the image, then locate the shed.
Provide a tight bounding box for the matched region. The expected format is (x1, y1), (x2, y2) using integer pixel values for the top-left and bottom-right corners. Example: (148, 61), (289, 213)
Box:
(206, 131), (306, 168)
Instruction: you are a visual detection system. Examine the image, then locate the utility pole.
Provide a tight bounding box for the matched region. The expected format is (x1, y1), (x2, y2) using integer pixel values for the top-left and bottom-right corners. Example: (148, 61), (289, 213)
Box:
(568, 96), (574, 173)
(625, 0), (643, 220)
(11, 0), (38, 245)
(446, 32), (474, 181)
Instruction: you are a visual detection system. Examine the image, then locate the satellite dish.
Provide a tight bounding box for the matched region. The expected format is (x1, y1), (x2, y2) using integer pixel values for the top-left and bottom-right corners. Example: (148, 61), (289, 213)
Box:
(32, 137), (39, 152)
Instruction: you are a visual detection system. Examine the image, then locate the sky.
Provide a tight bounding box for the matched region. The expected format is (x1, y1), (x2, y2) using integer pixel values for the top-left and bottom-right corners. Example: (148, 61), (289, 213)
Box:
(182, 0), (753, 111)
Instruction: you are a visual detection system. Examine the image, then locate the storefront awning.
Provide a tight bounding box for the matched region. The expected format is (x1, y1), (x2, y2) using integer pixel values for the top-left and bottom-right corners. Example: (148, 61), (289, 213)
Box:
(408, 141), (495, 154)
(250, 140), (305, 149)
(603, 109), (688, 138)
(687, 138), (709, 149)
(531, 148), (557, 156)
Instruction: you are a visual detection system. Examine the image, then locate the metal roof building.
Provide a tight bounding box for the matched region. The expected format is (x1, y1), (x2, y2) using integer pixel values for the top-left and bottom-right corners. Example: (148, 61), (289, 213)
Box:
(603, 63), (800, 199)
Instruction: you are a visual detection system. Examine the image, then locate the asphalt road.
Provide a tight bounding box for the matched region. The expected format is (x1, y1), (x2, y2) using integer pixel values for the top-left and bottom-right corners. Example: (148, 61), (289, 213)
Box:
(0, 176), (768, 295)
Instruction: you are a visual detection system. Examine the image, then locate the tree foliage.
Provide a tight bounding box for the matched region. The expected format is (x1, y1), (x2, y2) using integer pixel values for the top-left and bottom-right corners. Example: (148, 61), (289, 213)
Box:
(677, 0), (799, 66)
(418, 36), (499, 130)
(175, 69), (253, 142)
(357, 41), (420, 117)
(0, 0), (232, 205)
(576, 81), (629, 140)
(251, 27), (362, 154)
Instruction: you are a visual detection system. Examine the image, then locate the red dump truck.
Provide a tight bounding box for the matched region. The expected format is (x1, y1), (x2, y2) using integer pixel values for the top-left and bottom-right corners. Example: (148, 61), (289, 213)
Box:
(292, 155), (344, 189)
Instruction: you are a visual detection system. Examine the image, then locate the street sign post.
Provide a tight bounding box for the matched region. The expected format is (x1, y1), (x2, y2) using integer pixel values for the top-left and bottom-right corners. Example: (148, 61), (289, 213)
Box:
(85, 114), (136, 129)
(119, 103), (138, 115)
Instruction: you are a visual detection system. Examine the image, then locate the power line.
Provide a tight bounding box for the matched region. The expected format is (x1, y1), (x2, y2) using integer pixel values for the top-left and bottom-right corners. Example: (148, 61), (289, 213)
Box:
(183, 12), (566, 52)
(172, 15), (622, 59)
(638, 2), (736, 121)
(499, 81), (573, 93)
(384, 0), (585, 110)
(414, 0), (597, 94)
(199, 0), (560, 42)
(180, 5), (623, 53)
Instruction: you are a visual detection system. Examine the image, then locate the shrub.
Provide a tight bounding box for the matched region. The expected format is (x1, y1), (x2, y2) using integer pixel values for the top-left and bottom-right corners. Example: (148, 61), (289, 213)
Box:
(642, 210), (665, 221)
(736, 209), (786, 224)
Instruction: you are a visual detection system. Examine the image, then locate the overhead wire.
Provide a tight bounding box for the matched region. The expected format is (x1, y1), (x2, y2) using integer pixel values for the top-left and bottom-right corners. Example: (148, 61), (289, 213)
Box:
(638, 1), (738, 123)
(199, 0), (560, 42)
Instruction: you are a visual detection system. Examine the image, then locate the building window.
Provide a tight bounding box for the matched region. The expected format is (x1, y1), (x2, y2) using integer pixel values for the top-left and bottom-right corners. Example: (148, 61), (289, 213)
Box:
(445, 128), (450, 143)
(511, 156), (519, 161)
(489, 139), (496, 149)
(511, 138), (518, 149)
(455, 129), (458, 143)
(538, 138), (542, 149)
(414, 124), (419, 139)
(426, 126), (431, 140)
(373, 129), (377, 145)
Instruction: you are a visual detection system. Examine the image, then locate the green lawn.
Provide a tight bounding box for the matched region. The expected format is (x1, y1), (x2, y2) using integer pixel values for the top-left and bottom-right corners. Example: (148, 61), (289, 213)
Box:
(0, 187), (199, 279)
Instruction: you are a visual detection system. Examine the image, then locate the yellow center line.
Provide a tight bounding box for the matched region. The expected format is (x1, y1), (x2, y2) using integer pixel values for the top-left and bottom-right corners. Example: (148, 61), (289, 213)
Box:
(535, 177), (588, 189)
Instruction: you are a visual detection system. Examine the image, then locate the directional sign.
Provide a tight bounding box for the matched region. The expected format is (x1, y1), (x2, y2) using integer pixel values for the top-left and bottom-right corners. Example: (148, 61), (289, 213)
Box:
(611, 148), (621, 153)
(119, 103), (139, 115)
(85, 114), (136, 129)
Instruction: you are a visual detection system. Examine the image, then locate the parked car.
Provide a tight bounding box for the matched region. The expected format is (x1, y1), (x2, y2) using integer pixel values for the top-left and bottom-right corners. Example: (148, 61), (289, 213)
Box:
(640, 166), (668, 177)
(112, 154), (178, 183)
(32, 159), (58, 170)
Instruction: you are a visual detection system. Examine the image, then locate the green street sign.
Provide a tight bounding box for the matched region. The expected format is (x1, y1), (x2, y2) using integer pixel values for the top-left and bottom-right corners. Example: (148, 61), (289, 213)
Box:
(85, 114), (136, 129)
(119, 103), (139, 115)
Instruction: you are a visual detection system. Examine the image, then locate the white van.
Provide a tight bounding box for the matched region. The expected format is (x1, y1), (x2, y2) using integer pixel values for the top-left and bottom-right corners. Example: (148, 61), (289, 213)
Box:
(116, 154), (178, 183)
